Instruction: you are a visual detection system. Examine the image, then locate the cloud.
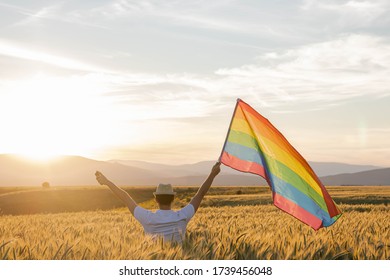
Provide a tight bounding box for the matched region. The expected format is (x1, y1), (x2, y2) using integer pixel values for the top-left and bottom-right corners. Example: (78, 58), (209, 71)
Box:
(0, 40), (222, 121)
(4, 33), (387, 118)
(301, 0), (390, 28)
(88, 0), (284, 38)
(78, 34), (390, 117)
(11, 4), (60, 26)
(2, 2), (389, 116)
(302, 0), (389, 13)
(0, 40), (106, 73)
(213, 34), (390, 109)
(0, 2), (107, 29)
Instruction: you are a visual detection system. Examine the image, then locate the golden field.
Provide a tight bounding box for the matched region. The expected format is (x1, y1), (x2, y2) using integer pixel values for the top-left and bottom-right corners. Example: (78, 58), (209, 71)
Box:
(0, 186), (389, 260)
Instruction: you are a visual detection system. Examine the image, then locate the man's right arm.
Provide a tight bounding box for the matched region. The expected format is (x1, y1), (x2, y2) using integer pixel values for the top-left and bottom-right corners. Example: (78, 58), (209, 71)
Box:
(190, 162), (221, 212)
(95, 171), (137, 215)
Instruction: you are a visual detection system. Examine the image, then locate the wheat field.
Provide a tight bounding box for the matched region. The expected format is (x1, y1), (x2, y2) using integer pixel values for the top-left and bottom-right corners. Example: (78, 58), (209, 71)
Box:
(0, 186), (389, 260)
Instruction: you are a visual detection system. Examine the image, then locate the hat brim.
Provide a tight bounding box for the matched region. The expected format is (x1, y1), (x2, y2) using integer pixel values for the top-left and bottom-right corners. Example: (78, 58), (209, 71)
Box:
(153, 192), (176, 196)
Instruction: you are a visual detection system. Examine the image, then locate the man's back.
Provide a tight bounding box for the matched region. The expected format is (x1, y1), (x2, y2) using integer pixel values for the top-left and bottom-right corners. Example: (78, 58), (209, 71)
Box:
(134, 204), (195, 242)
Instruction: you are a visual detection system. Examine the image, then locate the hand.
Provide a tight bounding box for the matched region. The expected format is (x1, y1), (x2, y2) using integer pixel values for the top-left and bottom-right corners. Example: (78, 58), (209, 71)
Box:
(210, 162), (221, 177)
(95, 171), (110, 185)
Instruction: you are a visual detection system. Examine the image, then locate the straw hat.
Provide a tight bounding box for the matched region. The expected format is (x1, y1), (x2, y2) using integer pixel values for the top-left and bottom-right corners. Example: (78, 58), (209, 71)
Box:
(153, 183), (176, 196)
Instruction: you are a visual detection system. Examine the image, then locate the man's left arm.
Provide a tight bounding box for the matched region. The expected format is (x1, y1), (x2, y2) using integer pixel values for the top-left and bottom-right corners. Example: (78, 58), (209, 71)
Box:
(190, 162), (221, 212)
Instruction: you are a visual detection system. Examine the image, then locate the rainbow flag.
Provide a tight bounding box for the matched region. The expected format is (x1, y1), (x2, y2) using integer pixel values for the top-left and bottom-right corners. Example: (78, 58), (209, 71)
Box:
(220, 99), (341, 230)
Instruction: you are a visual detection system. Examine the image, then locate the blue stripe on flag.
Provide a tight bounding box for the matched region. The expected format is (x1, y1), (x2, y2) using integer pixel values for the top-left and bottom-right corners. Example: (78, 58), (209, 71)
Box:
(269, 175), (336, 226)
(224, 141), (263, 166)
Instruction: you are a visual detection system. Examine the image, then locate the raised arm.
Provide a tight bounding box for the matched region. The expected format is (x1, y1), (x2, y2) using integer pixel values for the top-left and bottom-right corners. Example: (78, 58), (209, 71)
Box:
(190, 162), (221, 212)
(95, 171), (137, 215)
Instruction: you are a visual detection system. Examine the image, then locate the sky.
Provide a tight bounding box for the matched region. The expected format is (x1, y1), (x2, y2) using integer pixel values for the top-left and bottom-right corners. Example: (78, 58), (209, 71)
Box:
(0, 0), (389, 166)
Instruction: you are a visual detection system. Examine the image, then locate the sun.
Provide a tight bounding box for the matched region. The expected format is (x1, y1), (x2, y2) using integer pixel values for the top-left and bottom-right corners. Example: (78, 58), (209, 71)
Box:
(14, 151), (60, 162)
(0, 74), (114, 162)
(14, 146), (61, 162)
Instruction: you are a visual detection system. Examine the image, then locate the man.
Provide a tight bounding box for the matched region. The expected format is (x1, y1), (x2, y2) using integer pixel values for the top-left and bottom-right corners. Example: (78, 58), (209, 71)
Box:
(95, 162), (221, 243)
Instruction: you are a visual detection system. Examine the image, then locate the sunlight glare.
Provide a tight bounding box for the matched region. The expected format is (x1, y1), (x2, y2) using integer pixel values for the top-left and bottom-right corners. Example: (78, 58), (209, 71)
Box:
(0, 74), (114, 161)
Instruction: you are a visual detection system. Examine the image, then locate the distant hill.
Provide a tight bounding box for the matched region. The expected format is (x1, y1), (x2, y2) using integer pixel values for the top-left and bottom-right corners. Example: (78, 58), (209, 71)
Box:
(0, 155), (264, 186)
(168, 168), (390, 186)
(321, 168), (390, 186)
(109, 159), (256, 177)
(0, 154), (160, 186)
(110, 159), (383, 177)
(162, 174), (267, 186)
(0, 154), (388, 186)
(308, 162), (382, 177)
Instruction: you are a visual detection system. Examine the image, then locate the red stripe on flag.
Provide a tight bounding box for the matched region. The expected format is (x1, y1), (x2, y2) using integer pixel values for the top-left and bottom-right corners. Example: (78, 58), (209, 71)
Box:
(221, 151), (266, 178)
(273, 192), (323, 230)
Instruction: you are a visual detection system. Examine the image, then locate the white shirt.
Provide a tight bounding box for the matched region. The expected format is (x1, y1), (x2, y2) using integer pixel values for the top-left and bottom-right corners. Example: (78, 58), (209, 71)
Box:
(134, 204), (195, 243)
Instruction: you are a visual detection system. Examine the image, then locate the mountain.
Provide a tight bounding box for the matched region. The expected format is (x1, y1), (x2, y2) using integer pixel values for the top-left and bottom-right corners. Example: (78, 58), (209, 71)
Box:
(108, 159), (255, 177)
(0, 154), (262, 186)
(167, 168), (390, 186)
(109, 159), (383, 178)
(0, 154), (388, 186)
(163, 174), (267, 186)
(320, 168), (390, 186)
(308, 162), (382, 177)
(108, 160), (207, 177)
(0, 154), (160, 186)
